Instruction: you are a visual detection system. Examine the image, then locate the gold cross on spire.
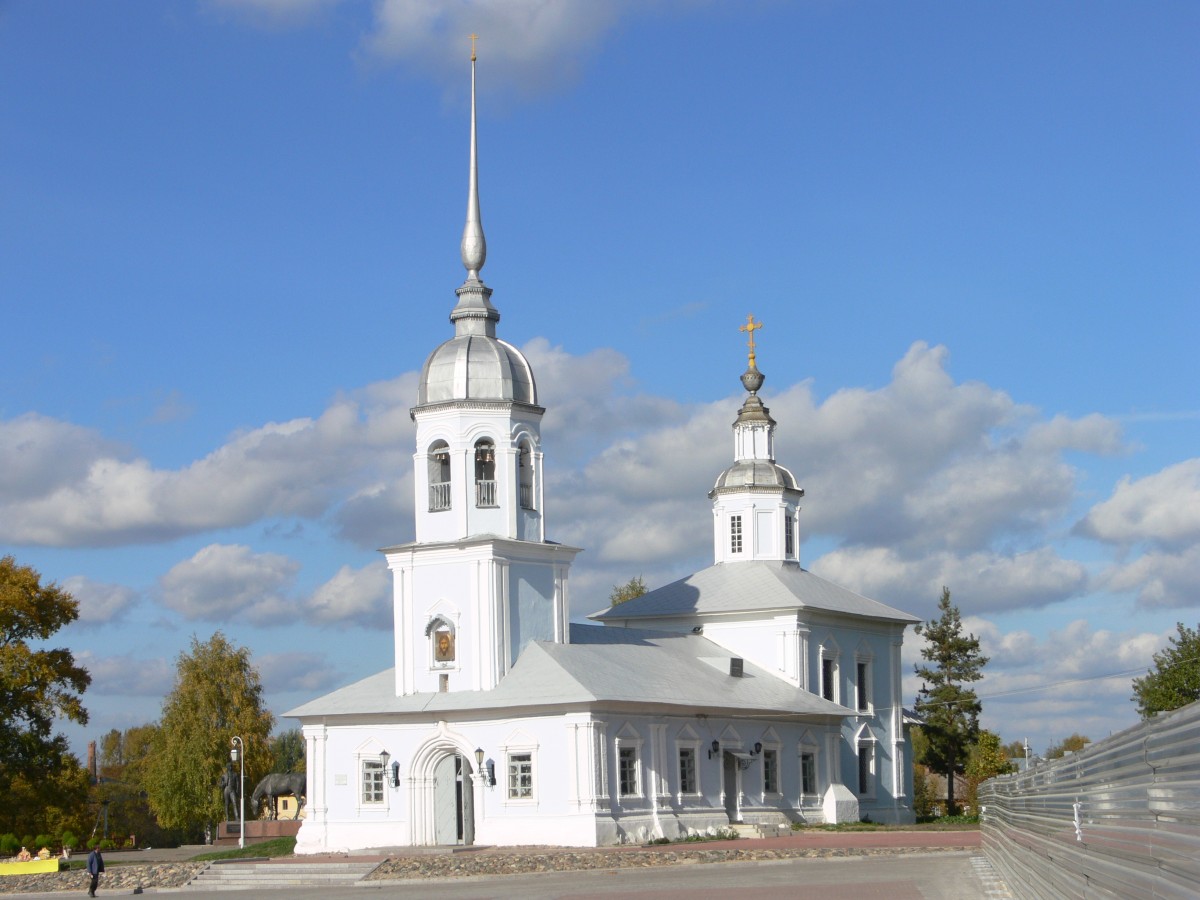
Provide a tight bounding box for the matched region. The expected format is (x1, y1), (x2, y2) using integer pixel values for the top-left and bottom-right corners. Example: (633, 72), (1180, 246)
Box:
(739, 314), (763, 368)
(470, 33), (478, 62)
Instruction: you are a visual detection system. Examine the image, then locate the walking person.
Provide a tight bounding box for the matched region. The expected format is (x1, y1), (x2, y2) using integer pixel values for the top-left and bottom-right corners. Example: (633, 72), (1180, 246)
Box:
(85, 846), (104, 896)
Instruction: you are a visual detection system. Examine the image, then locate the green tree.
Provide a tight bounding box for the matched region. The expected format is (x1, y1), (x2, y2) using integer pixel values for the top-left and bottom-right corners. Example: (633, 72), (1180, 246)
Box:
(1045, 733), (1091, 760)
(142, 633), (274, 837)
(963, 730), (1015, 814)
(1000, 739), (1028, 762)
(271, 729), (306, 774)
(913, 587), (988, 816)
(1132, 622), (1200, 718)
(0, 557), (91, 835)
(609, 576), (648, 606)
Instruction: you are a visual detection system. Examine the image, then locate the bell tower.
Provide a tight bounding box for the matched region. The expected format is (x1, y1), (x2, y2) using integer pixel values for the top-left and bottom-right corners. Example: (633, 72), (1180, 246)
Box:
(383, 44), (579, 697)
(709, 316), (805, 564)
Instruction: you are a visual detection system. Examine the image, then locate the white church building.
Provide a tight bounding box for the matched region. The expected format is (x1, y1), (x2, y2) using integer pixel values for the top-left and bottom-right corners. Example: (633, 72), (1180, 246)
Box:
(286, 55), (920, 852)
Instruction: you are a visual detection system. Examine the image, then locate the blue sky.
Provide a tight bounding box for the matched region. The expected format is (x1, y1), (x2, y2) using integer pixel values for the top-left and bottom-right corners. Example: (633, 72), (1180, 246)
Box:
(2, 1), (1197, 760)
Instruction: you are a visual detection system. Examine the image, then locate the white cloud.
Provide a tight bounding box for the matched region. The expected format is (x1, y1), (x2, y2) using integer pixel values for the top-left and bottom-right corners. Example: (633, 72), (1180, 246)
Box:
(902, 618), (1164, 752)
(361, 0), (633, 95)
(259, 651), (344, 693)
(811, 546), (1089, 617)
(61, 575), (139, 625)
(0, 374), (417, 548)
(1076, 458), (1200, 549)
(303, 562), (391, 628)
(1103, 543), (1200, 609)
(0, 413), (126, 503)
(159, 544), (299, 624)
(78, 651), (173, 697)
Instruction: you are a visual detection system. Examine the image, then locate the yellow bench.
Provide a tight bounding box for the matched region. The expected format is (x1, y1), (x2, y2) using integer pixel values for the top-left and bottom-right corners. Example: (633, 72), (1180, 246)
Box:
(0, 858), (65, 876)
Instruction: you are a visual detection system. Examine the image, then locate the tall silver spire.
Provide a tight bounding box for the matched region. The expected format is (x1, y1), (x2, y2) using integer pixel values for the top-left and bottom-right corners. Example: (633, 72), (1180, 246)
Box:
(460, 36), (486, 281)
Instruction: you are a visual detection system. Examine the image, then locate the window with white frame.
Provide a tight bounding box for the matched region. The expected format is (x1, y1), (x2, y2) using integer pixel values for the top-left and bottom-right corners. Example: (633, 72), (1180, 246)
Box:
(618, 746), (640, 797)
(678, 746), (697, 794)
(361, 758), (385, 804)
(856, 659), (871, 712)
(507, 752), (534, 800)
(801, 751), (817, 796)
(730, 515), (743, 554)
(821, 656), (837, 702)
(857, 740), (875, 796)
(785, 514), (795, 558)
(762, 748), (779, 794)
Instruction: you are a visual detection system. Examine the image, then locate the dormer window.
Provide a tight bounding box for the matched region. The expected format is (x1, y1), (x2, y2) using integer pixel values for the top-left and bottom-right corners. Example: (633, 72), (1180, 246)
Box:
(475, 439), (497, 507)
(428, 441), (451, 511)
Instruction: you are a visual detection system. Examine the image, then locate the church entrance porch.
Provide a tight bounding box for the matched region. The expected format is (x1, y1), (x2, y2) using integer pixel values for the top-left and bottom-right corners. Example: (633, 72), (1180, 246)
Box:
(432, 753), (474, 846)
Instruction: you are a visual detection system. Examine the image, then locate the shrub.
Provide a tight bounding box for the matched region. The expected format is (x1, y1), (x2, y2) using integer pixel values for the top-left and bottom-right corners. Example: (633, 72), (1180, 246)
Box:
(21, 835), (35, 851)
(61, 831), (78, 850)
(98, 839), (116, 851)
(86, 837), (100, 850)
(0, 833), (19, 855)
(34, 834), (53, 851)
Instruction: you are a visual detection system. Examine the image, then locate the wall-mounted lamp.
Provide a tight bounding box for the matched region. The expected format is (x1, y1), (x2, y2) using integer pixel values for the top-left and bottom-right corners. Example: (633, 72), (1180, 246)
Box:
(753, 742), (763, 756)
(379, 750), (400, 787)
(475, 748), (496, 787)
(708, 740), (720, 760)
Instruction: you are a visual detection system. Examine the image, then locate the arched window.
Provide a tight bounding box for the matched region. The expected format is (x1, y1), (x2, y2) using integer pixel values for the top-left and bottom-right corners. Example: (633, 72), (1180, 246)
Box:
(428, 441), (451, 511)
(518, 441), (535, 510)
(474, 439), (497, 507)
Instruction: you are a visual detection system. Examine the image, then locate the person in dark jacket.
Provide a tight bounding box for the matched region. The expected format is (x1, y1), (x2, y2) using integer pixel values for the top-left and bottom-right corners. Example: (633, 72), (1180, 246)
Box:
(85, 847), (104, 896)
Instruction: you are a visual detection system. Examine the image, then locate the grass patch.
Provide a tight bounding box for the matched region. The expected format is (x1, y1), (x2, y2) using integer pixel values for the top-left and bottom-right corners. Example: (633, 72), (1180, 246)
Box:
(190, 837), (296, 861)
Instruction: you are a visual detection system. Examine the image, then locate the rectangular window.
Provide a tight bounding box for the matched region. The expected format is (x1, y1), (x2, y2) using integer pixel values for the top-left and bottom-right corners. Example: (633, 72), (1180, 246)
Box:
(785, 516), (794, 557)
(801, 752), (817, 795)
(730, 515), (743, 554)
(858, 744), (874, 795)
(618, 746), (639, 797)
(361, 759), (385, 804)
(821, 657), (835, 702)
(678, 747), (697, 794)
(856, 661), (870, 712)
(763, 748), (778, 793)
(507, 752), (533, 799)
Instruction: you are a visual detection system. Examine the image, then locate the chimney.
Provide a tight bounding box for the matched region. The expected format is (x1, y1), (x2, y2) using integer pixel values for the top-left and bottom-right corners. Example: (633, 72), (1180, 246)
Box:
(729, 658), (744, 677)
(87, 741), (97, 784)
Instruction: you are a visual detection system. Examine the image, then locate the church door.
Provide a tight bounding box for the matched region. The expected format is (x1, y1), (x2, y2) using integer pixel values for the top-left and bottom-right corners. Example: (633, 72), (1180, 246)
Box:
(722, 752), (741, 823)
(433, 754), (474, 845)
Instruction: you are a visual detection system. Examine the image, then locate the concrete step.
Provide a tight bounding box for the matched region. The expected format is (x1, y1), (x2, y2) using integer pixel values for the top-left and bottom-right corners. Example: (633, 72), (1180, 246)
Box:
(182, 860), (379, 891)
(729, 823), (769, 839)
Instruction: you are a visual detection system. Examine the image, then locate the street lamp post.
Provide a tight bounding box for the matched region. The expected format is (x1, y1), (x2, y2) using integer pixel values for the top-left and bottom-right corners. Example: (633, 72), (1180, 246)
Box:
(230, 736), (245, 849)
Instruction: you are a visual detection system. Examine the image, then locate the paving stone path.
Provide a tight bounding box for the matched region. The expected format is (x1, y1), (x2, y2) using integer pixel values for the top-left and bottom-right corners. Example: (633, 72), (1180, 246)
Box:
(0, 832), (980, 893)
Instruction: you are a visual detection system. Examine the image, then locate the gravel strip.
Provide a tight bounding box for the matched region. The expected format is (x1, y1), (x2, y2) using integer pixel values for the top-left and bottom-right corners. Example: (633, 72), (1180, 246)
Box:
(0, 862), (206, 894)
(367, 845), (954, 880)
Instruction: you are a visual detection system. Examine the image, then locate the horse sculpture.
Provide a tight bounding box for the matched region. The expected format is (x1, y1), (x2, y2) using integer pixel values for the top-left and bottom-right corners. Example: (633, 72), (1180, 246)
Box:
(250, 772), (307, 821)
(218, 771), (239, 822)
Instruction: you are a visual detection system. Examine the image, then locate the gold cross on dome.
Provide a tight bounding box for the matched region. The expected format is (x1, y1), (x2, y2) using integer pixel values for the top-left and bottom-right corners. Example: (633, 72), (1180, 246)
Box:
(739, 314), (763, 366)
(470, 33), (478, 62)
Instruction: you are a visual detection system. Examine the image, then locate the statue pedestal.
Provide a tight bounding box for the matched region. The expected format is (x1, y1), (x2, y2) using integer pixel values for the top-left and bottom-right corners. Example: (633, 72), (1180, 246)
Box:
(215, 819), (302, 847)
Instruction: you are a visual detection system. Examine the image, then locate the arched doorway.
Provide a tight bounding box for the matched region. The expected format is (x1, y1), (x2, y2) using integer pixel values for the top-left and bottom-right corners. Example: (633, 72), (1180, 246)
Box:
(432, 752), (474, 845)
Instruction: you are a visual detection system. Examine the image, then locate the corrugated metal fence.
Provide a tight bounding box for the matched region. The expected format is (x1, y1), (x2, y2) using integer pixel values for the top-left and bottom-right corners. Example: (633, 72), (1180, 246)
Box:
(980, 700), (1200, 899)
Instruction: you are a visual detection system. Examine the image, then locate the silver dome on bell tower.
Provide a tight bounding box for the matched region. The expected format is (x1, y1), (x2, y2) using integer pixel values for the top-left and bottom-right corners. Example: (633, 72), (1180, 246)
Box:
(416, 44), (539, 409)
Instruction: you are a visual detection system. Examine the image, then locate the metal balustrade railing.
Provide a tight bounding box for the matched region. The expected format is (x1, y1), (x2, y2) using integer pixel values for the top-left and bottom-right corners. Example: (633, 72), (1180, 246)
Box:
(980, 700), (1200, 899)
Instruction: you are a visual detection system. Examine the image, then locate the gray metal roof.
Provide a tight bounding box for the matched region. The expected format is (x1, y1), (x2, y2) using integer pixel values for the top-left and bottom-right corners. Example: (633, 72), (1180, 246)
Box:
(590, 560), (919, 625)
(710, 459), (801, 494)
(417, 334), (537, 406)
(285, 624), (851, 720)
